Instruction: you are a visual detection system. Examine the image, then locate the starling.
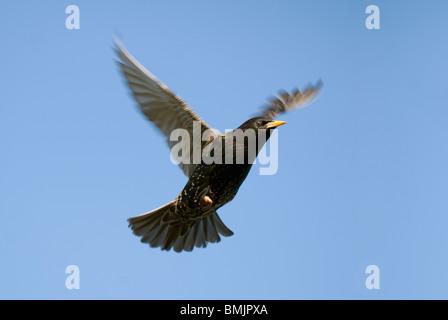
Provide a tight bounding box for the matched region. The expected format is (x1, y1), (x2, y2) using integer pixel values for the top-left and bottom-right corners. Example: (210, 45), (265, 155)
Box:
(115, 40), (322, 252)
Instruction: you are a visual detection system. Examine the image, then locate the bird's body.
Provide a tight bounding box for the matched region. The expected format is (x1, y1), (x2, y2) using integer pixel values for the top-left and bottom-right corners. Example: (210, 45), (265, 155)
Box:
(115, 40), (322, 252)
(177, 162), (251, 219)
(176, 119), (274, 220)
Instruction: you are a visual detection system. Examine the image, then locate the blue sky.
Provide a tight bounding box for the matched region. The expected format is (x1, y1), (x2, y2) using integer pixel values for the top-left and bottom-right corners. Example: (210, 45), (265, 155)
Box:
(1, 1), (447, 299)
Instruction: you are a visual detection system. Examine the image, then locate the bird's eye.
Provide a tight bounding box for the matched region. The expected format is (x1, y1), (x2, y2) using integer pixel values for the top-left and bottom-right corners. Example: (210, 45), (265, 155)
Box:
(256, 120), (262, 126)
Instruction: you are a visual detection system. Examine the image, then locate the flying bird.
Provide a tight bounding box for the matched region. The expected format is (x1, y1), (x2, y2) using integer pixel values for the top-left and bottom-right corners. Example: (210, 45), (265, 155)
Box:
(115, 40), (322, 252)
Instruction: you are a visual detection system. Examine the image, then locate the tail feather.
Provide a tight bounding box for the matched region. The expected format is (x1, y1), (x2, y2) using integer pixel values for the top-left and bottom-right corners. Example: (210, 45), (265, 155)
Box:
(182, 224), (197, 252)
(133, 215), (160, 236)
(162, 223), (183, 251)
(128, 201), (233, 252)
(204, 217), (219, 243)
(150, 224), (170, 248)
(173, 229), (189, 252)
(194, 220), (207, 248)
(211, 213), (234, 237)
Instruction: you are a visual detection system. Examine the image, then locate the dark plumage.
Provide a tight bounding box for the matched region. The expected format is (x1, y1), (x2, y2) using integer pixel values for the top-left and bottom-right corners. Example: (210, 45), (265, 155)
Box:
(115, 40), (322, 252)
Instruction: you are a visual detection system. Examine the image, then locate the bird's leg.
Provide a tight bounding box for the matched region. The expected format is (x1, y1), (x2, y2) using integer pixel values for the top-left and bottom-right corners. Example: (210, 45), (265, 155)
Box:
(198, 187), (214, 211)
(202, 195), (213, 211)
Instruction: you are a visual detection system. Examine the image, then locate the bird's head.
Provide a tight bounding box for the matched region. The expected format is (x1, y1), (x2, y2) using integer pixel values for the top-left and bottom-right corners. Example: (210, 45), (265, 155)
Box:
(216, 117), (287, 165)
(238, 117), (287, 132)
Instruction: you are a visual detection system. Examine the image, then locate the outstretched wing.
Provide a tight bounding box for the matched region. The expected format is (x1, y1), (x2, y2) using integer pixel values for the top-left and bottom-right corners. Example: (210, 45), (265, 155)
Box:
(261, 81), (323, 120)
(114, 40), (219, 177)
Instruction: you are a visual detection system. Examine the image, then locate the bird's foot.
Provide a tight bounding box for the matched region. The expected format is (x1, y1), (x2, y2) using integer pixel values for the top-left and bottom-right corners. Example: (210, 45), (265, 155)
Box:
(201, 195), (213, 211)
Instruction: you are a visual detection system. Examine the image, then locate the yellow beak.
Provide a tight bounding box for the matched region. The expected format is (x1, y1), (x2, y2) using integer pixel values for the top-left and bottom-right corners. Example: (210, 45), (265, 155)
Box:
(266, 120), (287, 129)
